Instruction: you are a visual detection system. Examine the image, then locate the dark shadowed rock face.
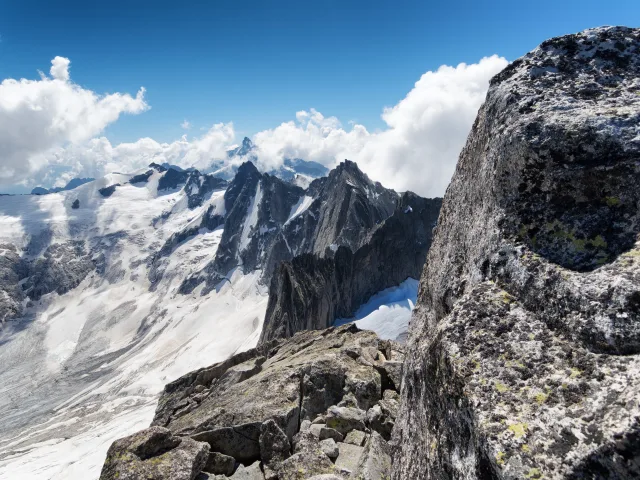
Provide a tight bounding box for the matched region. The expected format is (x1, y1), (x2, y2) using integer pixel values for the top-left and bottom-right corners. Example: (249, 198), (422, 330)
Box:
(259, 192), (442, 344)
(99, 184), (120, 197)
(102, 325), (403, 479)
(393, 26), (640, 480)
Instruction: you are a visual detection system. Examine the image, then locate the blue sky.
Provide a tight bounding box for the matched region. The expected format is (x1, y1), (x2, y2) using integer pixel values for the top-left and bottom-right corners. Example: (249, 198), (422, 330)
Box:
(0, 0), (636, 144)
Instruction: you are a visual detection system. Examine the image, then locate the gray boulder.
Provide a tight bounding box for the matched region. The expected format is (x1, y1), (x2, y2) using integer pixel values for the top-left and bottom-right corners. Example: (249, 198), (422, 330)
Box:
(325, 406), (366, 436)
(334, 442), (364, 475)
(319, 438), (339, 459)
(203, 452), (235, 475)
(260, 419), (291, 464)
(99, 426), (209, 480)
(353, 432), (391, 480)
(393, 26), (640, 480)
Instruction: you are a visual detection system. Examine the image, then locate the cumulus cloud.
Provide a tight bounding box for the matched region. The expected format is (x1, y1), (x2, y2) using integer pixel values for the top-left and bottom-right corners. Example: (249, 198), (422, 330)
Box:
(0, 56), (148, 188)
(181, 119), (191, 130)
(252, 55), (508, 196)
(0, 55), (508, 197)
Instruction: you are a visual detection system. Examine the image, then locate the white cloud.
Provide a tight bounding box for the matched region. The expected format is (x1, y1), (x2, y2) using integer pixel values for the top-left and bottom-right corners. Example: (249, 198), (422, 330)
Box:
(181, 119), (191, 130)
(50, 56), (71, 82)
(252, 55), (508, 196)
(0, 56), (148, 188)
(0, 55), (508, 197)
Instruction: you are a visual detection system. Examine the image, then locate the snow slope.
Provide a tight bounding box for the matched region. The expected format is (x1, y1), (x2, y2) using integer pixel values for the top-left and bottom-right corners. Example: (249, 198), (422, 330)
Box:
(0, 171), (268, 479)
(334, 278), (418, 342)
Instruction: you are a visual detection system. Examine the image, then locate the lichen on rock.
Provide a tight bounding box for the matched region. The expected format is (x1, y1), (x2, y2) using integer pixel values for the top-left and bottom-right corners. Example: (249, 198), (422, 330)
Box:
(392, 26), (640, 479)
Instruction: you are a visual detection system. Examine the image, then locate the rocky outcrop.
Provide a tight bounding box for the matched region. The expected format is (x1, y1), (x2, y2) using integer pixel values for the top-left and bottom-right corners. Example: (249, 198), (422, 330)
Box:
(259, 192), (441, 343)
(22, 241), (94, 301)
(0, 241), (95, 322)
(0, 244), (28, 323)
(393, 27), (640, 479)
(99, 426), (209, 480)
(99, 184), (120, 197)
(102, 325), (403, 479)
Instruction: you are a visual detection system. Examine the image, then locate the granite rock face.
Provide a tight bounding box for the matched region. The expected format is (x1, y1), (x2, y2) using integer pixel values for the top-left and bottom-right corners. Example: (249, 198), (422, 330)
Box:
(102, 325), (402, 479)
(393, 27), (640, 479)
(259, 192), (441, 343)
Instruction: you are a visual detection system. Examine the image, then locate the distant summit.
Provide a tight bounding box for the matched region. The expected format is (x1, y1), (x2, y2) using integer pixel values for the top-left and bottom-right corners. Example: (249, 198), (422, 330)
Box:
(226, 136), (255, 158)
(31, 177), (95, 195)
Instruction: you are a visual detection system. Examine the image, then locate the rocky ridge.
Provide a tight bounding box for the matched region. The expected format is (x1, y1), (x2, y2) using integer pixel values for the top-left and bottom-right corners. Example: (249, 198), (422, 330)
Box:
(393, 26), (640, 479)
(100, 325), (403, 480)
(260, 192), (441, 343)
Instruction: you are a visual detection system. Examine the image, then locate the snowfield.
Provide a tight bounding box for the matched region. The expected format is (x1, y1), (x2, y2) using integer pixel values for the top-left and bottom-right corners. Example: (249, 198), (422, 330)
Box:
(0, 172), (268, 479)
(0, 168), (415, 479)
(334, 278), (418, 341)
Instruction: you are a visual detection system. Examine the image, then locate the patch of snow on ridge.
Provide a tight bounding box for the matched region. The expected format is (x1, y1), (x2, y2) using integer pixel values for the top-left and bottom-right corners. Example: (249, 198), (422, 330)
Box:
(334, 278), (418, 342)
(285, 195), (314, 225)
(0, 175), (269, 480)
(239, 181), (262, 252)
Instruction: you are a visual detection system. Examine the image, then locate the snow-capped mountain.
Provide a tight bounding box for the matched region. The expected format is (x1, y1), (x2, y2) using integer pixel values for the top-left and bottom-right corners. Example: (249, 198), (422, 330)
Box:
(0, 160), (440, 479)
(208, 137), (329, 184)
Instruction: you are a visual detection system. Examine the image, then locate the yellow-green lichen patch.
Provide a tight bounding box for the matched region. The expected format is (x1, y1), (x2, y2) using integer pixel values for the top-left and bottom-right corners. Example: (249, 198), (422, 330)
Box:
(534, 392), (548, 405)
(525, 467), (543, 479)
(495, 381), (509, 393)
(496, 451), (506, 466)
(508, 422), (528, 438)
(570, 368), (582, 378)
(604, 196), (620, 207)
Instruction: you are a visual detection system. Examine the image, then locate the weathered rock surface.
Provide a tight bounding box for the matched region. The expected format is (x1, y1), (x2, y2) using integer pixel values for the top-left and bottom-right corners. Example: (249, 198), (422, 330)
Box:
(103, 325), (401, 479)
(99, 426), (209, 480)
(393, 26), (640, 480)
(260, 192), (441, 343)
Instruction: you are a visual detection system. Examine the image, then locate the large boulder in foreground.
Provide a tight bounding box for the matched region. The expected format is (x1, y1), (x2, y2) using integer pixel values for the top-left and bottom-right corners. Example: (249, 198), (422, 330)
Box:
(393, 26), (640, 479)
(103, 325), (404, 479)
(99, 426), (209, 480)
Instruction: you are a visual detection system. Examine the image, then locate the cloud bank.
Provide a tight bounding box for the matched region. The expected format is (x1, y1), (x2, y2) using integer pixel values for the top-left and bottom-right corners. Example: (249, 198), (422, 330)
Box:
(0, 55), (508, 197)
(0, 57), (148, 189)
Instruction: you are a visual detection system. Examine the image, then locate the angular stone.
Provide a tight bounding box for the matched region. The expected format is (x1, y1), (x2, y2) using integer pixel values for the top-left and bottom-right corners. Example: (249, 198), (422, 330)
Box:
(325, 406), (366, 436)
(99, 426), (209, 480)
(310, 424), (344, 443)
(204, 451), (235, 475)
(319, 438), (339, 459)
(259, 419), (291, 464)
(276, 449), (337, 480)
(365, 405), (393, 440)
(343, 430), (366, 447)
(353, 432), (391, 480)
(230, 460), (264, 479)
(191, 423), (260, 462)
(334, 442), (364, 475)
(379, 360), (402, 390)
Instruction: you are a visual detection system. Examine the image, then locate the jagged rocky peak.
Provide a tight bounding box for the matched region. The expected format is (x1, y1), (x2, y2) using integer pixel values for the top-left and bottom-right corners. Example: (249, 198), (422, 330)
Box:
(178, 159), (419, 295)
(227, 136), (255, 158)
(101, 325), (403, 480)
(393, 27), (640, 479)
